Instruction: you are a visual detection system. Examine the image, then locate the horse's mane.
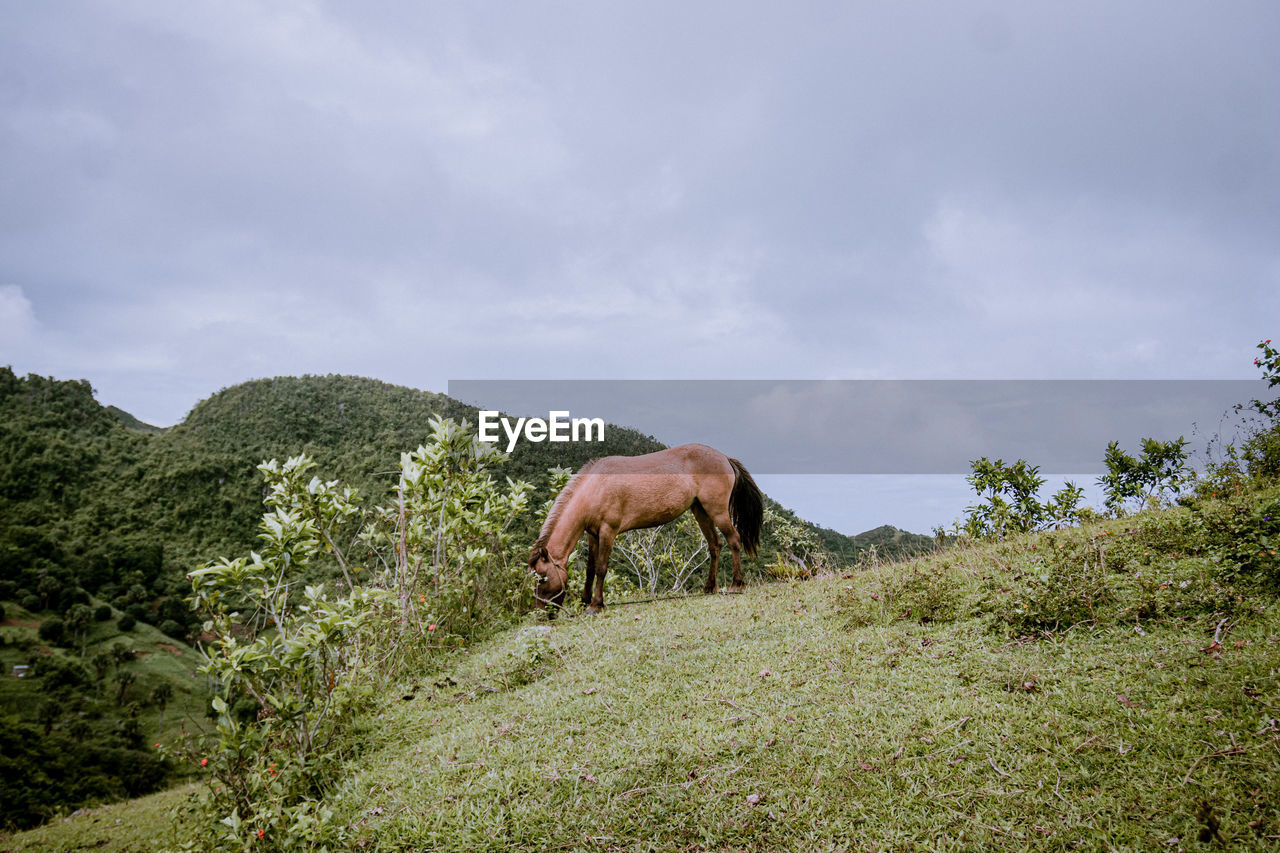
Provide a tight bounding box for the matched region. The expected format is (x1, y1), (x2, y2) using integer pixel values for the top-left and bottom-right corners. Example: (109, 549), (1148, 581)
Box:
(531, 458), (600, 554)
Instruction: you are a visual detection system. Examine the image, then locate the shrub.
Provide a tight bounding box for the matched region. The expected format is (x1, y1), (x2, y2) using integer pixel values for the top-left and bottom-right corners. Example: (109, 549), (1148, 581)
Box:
(500, 626), (555, 688)
(158, 619), (186, 640)
(839, 558), (969, 628)
(33, 654), (90, 690)
(93, 603), (113, 621)
(117, 614), (136, 632)
(37, 616), (66, 645)
(176, 420), (536, 851)
(1098, 437), (1190, 515)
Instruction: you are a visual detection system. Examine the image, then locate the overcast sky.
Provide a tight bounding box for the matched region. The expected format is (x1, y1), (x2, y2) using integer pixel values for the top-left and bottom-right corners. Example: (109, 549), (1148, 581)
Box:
(3, 3), (1278, 535)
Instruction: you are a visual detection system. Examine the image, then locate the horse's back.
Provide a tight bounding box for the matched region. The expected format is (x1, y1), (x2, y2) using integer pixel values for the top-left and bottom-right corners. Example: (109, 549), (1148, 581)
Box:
(576, 444), (734, 531)
(591, 443), (731, 477)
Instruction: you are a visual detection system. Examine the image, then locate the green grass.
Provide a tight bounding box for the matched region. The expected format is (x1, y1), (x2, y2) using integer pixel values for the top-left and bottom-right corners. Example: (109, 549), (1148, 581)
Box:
(0, 783), (198, 852)
(7, 506), (1280, 851)
(319, 579), (1279, 851)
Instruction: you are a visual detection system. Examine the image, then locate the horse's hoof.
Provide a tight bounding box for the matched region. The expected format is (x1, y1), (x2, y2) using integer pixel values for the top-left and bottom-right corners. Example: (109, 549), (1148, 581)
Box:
(584, 605), (602, 615)
(724, 586), (744, 595)
(703, 587), (717, 595)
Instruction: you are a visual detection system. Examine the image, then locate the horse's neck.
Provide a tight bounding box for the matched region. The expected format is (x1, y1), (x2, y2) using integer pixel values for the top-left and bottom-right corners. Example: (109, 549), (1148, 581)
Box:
(546, 501), (587, 562)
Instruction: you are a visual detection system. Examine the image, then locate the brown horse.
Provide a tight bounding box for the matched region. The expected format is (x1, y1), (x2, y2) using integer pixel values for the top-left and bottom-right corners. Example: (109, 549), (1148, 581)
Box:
(529, 443), (763, 612)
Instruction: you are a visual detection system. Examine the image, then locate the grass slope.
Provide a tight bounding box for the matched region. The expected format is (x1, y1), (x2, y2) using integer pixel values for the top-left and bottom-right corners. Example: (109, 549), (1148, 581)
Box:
(333, 582), (1279, 851)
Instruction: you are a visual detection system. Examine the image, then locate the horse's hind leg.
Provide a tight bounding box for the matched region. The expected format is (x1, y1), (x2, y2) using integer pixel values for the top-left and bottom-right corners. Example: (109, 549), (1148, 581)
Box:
(710, 509), (745, 593)
(690, 501), (722, 594)
(582, 531), (598, 606)
(586, 527), (615, 614)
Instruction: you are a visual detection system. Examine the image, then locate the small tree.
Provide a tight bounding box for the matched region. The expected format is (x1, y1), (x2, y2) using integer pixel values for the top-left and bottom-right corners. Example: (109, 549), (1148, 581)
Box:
(1098, 437), (1189, 515)
(90, 648), (112, 697)
(152, 681), (174, 732)
(38, 616), (65, 646)
(1238, 337), (1280, 479)
(64, 603), (93, 659)
(180, 421), (536, 850)
(1046, 481), (1089, 529)
(963, 458), (1048, 539)
(115, 668), (136, 706)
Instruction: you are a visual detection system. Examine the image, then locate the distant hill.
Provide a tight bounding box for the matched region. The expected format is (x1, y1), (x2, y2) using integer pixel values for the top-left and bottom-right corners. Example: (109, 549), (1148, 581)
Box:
(106, 405), (165, 434)
(1, 368), (922, 604)
(0, 366), (930, 624)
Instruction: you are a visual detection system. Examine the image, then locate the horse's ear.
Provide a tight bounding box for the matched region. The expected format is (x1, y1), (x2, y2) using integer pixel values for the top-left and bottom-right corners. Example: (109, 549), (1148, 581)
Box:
(539, 546), (549, 562)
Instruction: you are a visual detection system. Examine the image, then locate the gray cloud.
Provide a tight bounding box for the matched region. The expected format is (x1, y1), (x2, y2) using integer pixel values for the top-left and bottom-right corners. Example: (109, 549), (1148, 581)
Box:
(2, 1), (1277, 532)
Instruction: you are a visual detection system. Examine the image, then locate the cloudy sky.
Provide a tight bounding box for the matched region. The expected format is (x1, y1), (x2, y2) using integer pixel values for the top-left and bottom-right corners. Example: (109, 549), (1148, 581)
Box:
(3, 2), (1277, 534)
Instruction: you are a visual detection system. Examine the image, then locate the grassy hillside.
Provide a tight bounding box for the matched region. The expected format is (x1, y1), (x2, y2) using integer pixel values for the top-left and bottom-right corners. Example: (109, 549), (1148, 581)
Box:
(8, 478), (1279, 851)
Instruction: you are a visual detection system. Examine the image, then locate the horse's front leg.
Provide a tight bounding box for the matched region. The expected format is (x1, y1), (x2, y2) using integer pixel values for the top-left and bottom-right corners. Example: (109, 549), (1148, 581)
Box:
(587, 527), (615, 613)
(582, 531), (598, 606)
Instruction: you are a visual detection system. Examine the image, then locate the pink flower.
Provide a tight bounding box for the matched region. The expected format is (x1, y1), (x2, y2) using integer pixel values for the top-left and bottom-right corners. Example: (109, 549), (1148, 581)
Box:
(428, 624), (436, 632)
(201, 758), (209, 766)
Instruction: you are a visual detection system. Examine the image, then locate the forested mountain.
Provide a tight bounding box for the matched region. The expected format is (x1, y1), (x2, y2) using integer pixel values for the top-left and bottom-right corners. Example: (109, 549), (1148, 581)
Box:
(1, 367), (920, 622)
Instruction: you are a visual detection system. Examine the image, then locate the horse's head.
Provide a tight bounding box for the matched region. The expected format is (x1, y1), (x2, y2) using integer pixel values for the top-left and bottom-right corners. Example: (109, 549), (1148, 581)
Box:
(529, 546), (567, 609)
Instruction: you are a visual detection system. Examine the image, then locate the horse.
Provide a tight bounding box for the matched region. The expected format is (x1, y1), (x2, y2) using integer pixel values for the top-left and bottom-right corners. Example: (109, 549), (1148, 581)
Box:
(528, 443), (763, 612)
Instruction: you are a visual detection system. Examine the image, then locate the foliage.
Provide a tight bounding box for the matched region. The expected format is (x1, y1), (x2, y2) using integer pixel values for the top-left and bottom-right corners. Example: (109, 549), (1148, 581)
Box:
(1247, 337), (1280, 420)
(839, 558), (968, 627)
(0, 713), (169, 831)
(183, 464), (383, 850)
(178, 417), (536, 850)
(1097, 436), (1190, 515)
(372, 416), (534, 641)
(962, 457), (1049, 539)
(1236, 337), (1280, 479)
(761, 506), (834, 580)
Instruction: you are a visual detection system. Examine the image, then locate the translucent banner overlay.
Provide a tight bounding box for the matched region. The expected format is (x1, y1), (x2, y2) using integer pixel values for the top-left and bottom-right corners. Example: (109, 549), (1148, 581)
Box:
(446, 380), (1265, 474)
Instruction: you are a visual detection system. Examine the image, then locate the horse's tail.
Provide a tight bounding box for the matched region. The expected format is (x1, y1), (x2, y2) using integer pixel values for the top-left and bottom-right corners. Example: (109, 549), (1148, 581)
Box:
(727, 457), (763, 558)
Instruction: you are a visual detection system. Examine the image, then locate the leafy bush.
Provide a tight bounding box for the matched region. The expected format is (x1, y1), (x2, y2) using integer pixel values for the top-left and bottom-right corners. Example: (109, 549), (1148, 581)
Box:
(93, 603), (112, 621)
(963, 458), (1047, 539)
(176, 417), (536, 850)
(988, 537), (1114, 633)
(33, 654), (91, 690)
(117, 614), (136, 632)
(37, 616), (65, 645)
(839, 558), (969, 628)
(1098, 437), (1190, 515)
(500, 626), (555, 688)
(158, 618), (186, 639)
